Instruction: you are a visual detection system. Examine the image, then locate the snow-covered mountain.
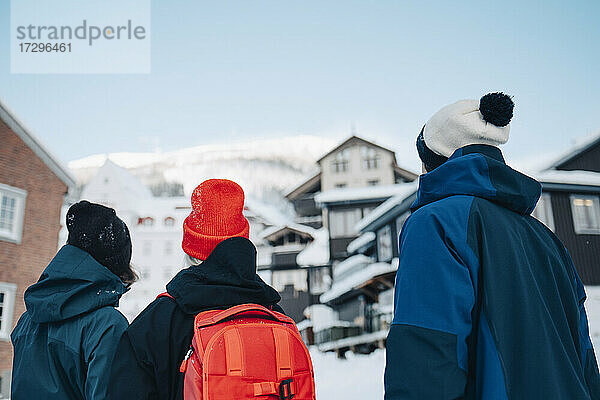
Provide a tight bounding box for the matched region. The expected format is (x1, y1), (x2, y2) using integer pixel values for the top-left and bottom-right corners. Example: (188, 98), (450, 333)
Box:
(68, 135), (337, 207)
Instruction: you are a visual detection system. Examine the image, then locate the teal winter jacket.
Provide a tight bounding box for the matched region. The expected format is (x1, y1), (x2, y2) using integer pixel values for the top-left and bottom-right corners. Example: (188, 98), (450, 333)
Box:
(11, 245), (129, 400)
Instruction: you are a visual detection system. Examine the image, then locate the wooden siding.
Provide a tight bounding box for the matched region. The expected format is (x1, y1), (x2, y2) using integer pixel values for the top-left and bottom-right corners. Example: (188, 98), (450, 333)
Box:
(550, 191), (600, 284)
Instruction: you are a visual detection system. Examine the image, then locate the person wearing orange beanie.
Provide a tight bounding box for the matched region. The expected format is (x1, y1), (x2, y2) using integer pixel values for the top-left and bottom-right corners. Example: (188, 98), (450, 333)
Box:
(182, 179), (250, 263)
(108, 179), (283, 400)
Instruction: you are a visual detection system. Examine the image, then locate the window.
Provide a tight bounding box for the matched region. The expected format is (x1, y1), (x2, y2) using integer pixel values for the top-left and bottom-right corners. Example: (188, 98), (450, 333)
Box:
(271, 269), (308, 292)
(335, 183), (347, 189)
(367, 179), (379, 186)
(0, 184), (27, 243)
(361, 146), (380, 170)
(329, 209), (362, 238)
(138, 217), (154, 227)
(571, 195), (600, 234)
(0, 282), (17, 341)
(377, 225), (393, 261)
(164, 241), (173, 255)
(532, 193), (555, 231)
(164, 217), (175, 227)
(331, 149), (350, 173)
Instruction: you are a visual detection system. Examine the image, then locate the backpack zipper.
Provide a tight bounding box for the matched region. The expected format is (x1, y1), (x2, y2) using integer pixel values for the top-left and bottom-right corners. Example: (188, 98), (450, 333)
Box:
(179, 345), (194, 373)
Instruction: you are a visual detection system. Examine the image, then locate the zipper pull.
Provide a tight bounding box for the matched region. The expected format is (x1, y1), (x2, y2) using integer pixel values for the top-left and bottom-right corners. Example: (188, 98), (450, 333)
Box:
(179, 346), (194, 373)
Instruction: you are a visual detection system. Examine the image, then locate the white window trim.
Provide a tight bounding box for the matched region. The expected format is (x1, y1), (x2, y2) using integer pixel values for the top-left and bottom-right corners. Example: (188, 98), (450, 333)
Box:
(0, 282), (17, 341)
(570, 194), (600, 235)
(0, 183), (27, 244)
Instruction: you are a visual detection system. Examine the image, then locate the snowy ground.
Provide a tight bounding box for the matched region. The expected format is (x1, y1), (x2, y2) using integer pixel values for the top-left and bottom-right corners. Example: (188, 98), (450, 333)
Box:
(309, 286), (600, 400)
(311, 348), (385, 399)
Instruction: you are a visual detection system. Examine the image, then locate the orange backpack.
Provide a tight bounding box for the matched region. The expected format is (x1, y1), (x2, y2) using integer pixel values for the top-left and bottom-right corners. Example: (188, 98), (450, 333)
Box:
(158, 293), (316, 400)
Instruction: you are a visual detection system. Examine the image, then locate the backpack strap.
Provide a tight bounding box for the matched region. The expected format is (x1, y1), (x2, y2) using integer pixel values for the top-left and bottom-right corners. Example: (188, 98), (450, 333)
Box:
(273, 328), (293, 380)
(196, 304), (294, 327)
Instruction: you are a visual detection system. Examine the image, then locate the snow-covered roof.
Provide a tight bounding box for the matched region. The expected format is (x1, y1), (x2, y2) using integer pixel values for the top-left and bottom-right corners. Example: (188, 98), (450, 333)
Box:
(320, 260), (397, 304)
(546, 132), (600, 170)
(259, 223), (317, 241)
(295, 319), (313, 331)
(347, 231), (376, 254)
(333, 254), (372, 280)
(316, 135), (396, 164)
(535, 170), (600, 187)
(315, 183), (415, 205)
(354, 182), (417, 232)
(0, 97), (76, 188)
(296, 227), (330, 266)
(80, 159), (155, 213)
(285, 172), (321, 200)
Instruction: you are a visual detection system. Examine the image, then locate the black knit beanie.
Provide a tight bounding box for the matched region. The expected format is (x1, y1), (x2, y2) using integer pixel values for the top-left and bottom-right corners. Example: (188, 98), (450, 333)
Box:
(66, 200), (133, 282)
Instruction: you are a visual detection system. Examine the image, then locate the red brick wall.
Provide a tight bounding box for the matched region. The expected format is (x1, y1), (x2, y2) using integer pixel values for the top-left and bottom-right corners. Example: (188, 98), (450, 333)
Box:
(0, 119), (68, 375)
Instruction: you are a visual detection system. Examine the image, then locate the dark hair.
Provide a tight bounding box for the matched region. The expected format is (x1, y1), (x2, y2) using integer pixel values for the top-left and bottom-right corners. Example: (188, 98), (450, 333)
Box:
(114, 263), (139, 287)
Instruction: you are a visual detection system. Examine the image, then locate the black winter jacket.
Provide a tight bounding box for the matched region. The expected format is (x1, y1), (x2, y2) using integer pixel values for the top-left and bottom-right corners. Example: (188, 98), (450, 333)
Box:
(107, 237), (282, 400)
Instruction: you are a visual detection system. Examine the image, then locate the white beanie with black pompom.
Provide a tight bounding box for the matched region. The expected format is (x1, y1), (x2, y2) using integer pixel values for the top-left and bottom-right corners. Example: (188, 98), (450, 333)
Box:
(423, 92), (514, 158)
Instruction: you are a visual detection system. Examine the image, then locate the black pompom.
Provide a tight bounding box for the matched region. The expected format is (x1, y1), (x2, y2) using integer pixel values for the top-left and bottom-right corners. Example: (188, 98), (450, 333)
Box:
(479, 92), (514, 127)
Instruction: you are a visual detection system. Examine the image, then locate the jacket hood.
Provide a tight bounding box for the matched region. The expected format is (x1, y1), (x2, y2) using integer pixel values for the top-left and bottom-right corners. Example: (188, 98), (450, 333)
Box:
(411, 145), (541, 214)
(166, 237), (281, 314)
(25, 245), (127, 323)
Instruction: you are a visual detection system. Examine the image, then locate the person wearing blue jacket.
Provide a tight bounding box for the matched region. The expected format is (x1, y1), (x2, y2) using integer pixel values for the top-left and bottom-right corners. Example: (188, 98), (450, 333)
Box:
(11, 200), (137, 400)
(384, 93), (600, 399)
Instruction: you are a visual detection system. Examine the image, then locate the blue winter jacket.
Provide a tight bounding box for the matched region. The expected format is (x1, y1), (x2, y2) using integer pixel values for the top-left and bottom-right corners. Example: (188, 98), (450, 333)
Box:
(11, 245), (129, 400)
(384, 145), (600, 399)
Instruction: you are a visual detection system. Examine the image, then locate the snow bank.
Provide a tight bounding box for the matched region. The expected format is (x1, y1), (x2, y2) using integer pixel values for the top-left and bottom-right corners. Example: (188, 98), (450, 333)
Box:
(310, 348), (384, 399)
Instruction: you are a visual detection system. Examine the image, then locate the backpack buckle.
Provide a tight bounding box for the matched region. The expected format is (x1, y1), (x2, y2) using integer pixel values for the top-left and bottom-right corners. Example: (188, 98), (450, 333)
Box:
(279, 378), (295, 400)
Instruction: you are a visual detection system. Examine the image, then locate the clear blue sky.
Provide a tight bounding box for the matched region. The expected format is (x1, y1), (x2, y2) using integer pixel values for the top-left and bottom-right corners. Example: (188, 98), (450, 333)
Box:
(0, 0), (598, 167)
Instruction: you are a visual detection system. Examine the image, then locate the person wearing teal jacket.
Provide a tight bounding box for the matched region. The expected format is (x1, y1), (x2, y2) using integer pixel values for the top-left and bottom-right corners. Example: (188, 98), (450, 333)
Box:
(11, 201), (137, 400)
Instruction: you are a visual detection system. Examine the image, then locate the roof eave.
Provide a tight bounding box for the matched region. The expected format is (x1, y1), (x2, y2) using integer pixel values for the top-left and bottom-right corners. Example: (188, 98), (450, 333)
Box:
(316, 135), (396, 164)
(0, 98), (76, 189)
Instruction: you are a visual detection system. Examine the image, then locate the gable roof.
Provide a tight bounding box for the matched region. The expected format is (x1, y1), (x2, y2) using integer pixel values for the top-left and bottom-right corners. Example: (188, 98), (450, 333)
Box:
(393, 164), (418, 182)
(260, 223), (317, 241)
(285, 172), (321, 200)
(548, 132), (600, 170)
(316, 135), (396, 164)
(0, 98), (76, 188)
